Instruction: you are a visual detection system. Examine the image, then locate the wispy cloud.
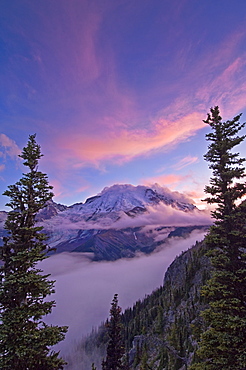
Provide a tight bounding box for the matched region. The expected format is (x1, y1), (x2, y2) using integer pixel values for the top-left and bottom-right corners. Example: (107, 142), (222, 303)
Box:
(45, 42), (246, 174)
(31, 1), (103, 87)
(143, 174), (186, 187)
(194, 50), (246, 118)
(55, 112), (205, 167)
(0, 134), (21, 161)
(173, 156), (199, 170)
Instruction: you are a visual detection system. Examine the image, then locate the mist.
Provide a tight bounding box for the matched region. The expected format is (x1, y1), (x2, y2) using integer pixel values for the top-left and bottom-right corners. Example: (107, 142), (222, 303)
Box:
(41, 202), (212, 249)
(40, 229), (206, 356)
(113, 203), (212, 229)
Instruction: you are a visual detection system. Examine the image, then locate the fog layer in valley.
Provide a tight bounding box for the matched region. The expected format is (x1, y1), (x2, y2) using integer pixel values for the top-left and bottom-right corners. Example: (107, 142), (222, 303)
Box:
(40, 229), (206, 355)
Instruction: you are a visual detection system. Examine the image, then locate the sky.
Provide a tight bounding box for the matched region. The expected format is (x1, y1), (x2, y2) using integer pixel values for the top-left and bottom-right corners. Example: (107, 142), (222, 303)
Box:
(1, 0), (246, 210)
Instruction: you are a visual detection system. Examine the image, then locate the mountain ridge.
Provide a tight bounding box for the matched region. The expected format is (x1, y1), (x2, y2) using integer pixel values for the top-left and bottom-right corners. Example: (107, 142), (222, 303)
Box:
(0, 183), (211, 261)
(38, 183), (197, 220)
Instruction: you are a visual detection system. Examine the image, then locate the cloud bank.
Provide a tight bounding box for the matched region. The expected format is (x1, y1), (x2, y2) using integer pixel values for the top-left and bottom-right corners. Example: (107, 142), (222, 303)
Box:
(42, 202), (212, 239)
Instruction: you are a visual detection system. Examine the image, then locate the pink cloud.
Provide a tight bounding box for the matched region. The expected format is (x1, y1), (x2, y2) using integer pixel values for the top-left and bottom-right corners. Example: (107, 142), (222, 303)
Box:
(56, 111), (205, 166)
(162, 30), (246, 120)
(49, 179), (66, 200)
(75, 184), (91, 193)
(142, 171), (211, 208)
(50, 177), (91, 203)
(24, 9), (246, 187)
(143, 174), (186, 187)
(183, 189), (207, 208)
(216, 57), (246, 116)
(41, 10), (246, 176)
(173, 156), (199, 170)
(195, 47), (246, 118)
(33, 2), (102, 86)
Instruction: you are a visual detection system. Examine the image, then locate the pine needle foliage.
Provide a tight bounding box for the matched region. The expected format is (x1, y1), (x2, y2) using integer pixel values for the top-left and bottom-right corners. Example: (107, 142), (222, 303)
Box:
(102, 294), (125, 370)
(190, 107), (246, 369)
(0, 134), (68, 370)
(203, 106), (246, 219)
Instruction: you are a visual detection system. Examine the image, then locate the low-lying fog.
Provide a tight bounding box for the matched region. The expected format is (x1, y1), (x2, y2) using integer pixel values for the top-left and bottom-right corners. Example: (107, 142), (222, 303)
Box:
(40, 229), (206, 356)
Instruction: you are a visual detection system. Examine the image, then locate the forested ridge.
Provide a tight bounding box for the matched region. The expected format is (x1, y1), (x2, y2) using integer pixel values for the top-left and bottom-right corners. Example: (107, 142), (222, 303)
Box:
(66, 239), (212, 369)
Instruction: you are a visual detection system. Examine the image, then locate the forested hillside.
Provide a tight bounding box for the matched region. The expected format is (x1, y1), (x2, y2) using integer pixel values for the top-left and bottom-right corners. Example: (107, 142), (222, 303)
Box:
(66, 239), (212, 369)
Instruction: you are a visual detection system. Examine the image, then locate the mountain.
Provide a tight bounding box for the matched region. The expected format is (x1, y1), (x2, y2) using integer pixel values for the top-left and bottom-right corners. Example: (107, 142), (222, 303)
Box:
(69, 183), (196, 216)
(36, 200), (68, 221)
(40, 184), (209, 260)
(39, 183), (196, 223)
(0, 184), (210, 261)
(65, 240), (212, 369)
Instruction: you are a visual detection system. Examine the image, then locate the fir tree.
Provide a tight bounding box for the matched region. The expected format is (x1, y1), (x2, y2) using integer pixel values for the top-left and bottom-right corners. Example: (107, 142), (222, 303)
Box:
(190, 107), (246, 369)
(0, 135), (68, 369)
(102, 294), (125, 370)
(203, 106), (246, 220)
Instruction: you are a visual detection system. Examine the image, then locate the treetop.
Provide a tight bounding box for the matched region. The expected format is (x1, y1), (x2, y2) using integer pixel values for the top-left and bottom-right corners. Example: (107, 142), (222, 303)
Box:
(20, 134), (43, 171)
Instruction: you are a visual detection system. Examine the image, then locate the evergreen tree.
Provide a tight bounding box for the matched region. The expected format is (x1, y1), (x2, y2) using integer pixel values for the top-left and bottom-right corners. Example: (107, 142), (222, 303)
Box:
(190, 107), (246, 369)
(0, 135), (68, 369)
(102, 294), (125, 370)
(203, 106), (246, 220)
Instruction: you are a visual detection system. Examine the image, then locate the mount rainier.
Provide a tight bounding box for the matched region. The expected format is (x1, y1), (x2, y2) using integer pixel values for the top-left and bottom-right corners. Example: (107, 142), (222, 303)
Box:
(0, 184), (211, 261)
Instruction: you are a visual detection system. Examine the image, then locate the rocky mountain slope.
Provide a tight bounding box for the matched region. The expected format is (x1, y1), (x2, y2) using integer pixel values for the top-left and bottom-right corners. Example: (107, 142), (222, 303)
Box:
(0, 184), (210, 261)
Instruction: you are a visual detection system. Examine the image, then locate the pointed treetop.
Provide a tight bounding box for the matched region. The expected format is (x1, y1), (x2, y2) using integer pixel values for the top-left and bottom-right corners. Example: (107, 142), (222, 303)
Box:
(203, 106), (222, 125)
(19, 134), (43, 171)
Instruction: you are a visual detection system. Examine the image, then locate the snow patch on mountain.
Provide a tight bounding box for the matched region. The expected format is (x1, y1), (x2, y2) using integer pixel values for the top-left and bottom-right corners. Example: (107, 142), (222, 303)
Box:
(66, 183), (196, 217)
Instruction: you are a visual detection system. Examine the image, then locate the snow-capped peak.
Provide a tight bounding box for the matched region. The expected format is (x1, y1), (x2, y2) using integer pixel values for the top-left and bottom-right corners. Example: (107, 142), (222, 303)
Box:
(67, 183), (196, 217)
